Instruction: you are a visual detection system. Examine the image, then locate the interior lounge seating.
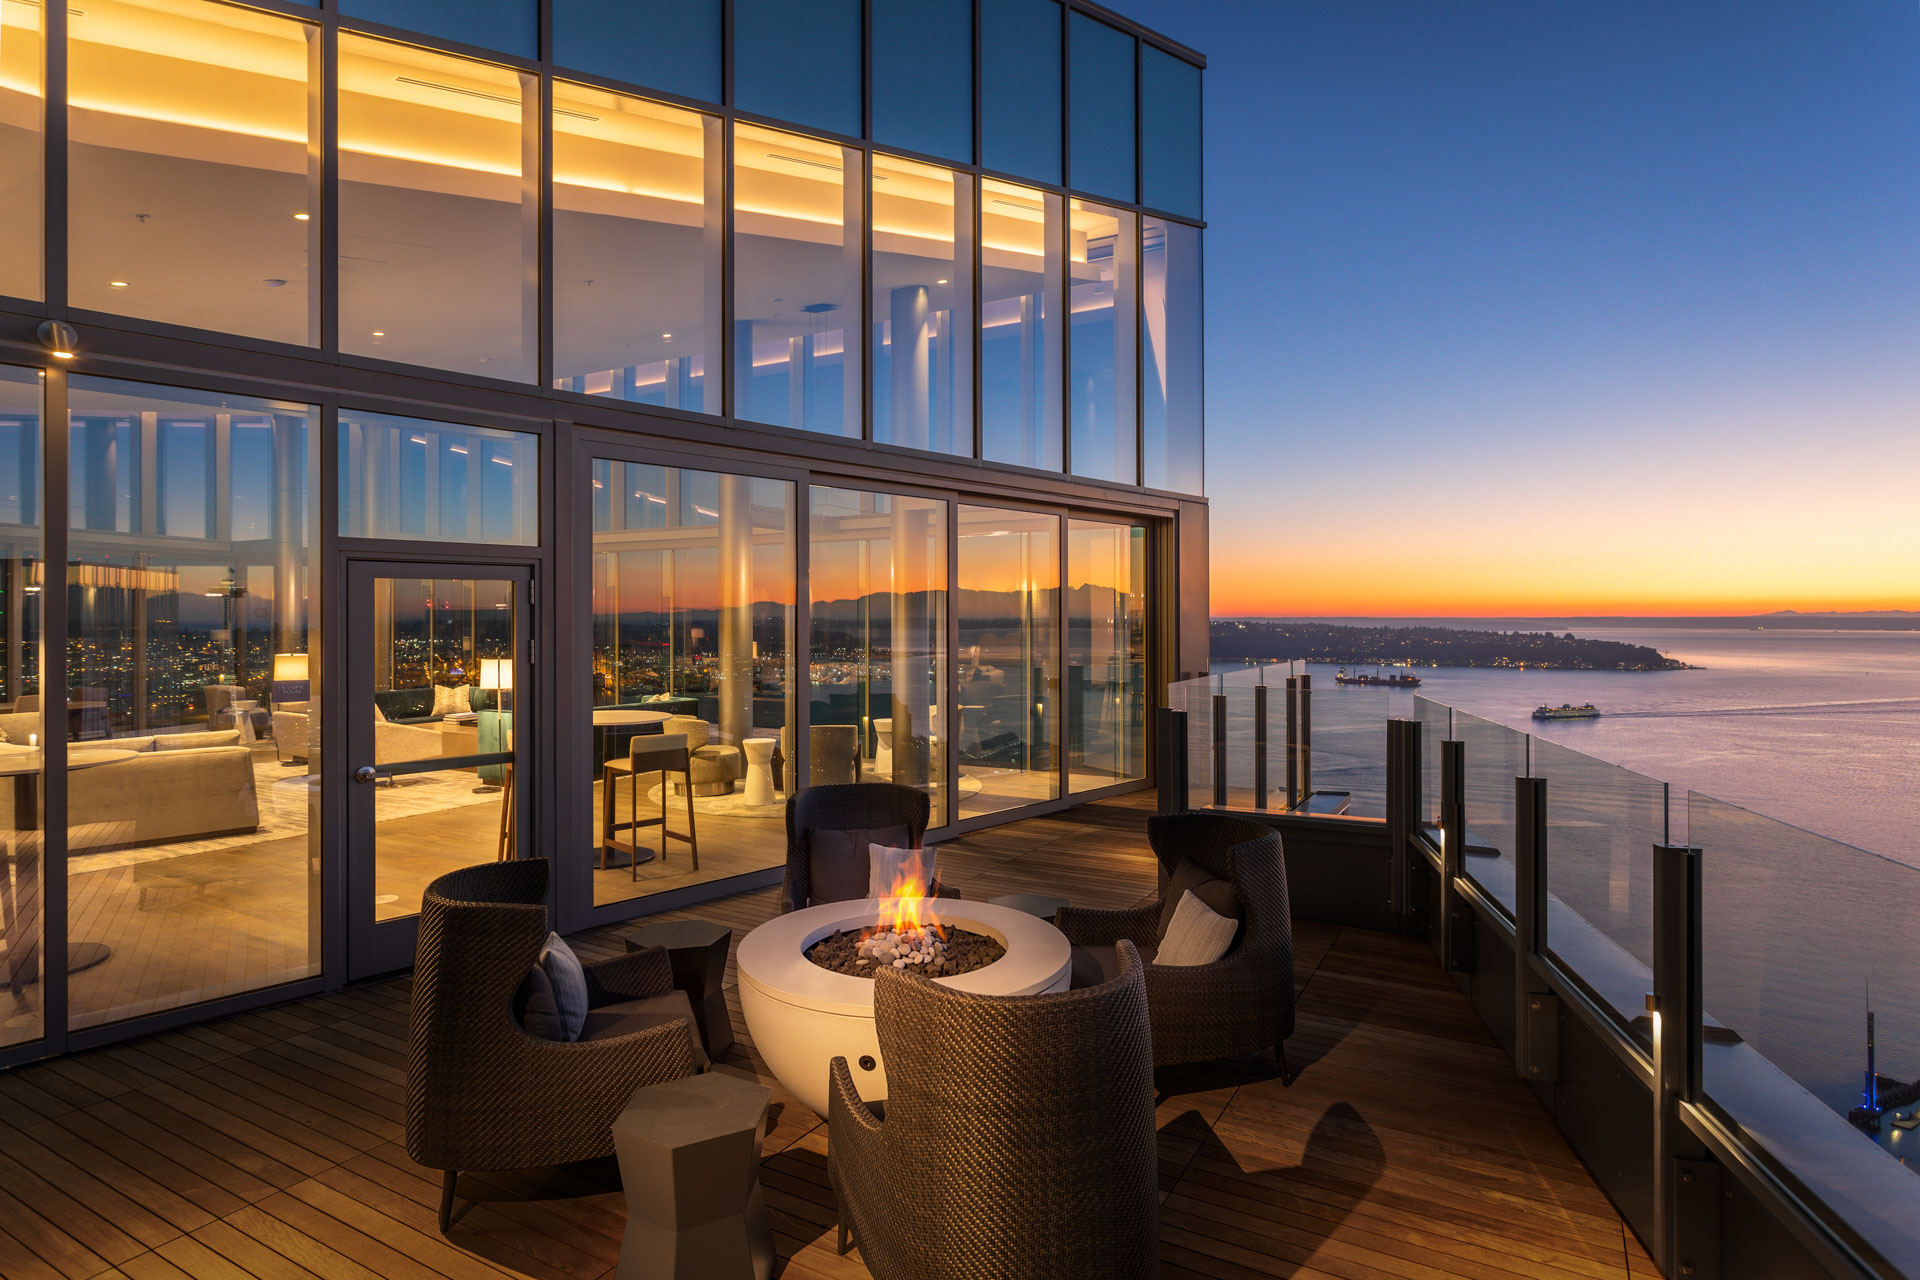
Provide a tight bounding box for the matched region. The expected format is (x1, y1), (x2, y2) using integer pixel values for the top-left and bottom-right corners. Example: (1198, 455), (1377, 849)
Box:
(0, 727), (260, 849)
(406, 859), (702, 1234)
(661, 715), (744, 796)
(781, 782), (954, 912)
(1054, 811), (1296, 1071)
(828, 941), (1159, 1280)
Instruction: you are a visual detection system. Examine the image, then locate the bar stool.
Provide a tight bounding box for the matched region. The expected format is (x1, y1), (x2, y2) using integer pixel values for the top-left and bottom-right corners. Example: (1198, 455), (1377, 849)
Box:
(602, 733), (698, 876)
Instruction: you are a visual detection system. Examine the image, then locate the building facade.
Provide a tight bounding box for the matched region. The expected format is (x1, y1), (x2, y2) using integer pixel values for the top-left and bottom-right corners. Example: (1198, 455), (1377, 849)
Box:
(0, 0), (1207, 1063)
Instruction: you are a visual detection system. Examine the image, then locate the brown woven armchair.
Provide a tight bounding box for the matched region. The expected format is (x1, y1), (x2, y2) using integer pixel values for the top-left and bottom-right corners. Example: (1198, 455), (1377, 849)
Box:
(405, 859), (700, 1233)
(1055, 811), (1295, 1074)
(781, 782), (957, 912)
(828, 941), (1158, 1280)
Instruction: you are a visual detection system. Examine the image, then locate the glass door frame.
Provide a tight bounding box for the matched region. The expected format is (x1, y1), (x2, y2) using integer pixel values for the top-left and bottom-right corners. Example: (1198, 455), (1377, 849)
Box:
(343, 558), (535, 978)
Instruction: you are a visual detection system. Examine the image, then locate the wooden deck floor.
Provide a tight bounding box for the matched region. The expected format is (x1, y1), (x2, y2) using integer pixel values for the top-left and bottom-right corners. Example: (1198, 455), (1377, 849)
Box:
(0, 793), (1656, 1280)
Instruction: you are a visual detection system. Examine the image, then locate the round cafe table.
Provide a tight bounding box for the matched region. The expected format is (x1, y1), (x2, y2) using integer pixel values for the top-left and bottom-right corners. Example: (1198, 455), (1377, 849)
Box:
(1, 747), (138, 991)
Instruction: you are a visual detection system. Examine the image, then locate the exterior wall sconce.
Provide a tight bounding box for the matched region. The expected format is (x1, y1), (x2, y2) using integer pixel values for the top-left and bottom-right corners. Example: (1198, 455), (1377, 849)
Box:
(37, 320), (79, 360)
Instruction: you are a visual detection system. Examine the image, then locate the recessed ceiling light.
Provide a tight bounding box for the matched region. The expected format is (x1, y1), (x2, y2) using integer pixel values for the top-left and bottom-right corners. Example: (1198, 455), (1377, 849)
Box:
(294, 212), (310, 221)
(109, 280), (128, 288)
(936, 278), (948, 285)
(371, 330), (385, 337)
(661, 332), (672, 340)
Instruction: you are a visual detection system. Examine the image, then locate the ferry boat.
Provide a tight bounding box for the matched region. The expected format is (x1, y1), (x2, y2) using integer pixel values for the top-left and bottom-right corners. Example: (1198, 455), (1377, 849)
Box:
(1334, 667), (1423, 688)
(1532, 703), (1601, 721)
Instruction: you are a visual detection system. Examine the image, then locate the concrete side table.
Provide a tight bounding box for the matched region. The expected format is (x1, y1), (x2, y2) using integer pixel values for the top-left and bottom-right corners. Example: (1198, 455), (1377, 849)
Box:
(628, 919), (735, 1057)
(740, 737), (777, 806)
(614, 1072), (774, 1280)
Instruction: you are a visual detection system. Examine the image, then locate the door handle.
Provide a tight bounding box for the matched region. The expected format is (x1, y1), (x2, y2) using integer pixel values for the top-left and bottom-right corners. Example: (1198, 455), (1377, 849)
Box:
(354, 765), (387, 784)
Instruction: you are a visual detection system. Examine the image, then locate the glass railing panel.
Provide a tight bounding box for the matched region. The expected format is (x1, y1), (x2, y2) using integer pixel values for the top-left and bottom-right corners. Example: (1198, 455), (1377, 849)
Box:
(1453, 710), (1527, 914)
(1535, 737), (1664, 1029)
(1413, 695), (1450, 832)
(1307, 675), (1390, 818)
(1184, 679), (1213, 811)
(1693, 791), (1920, 1263)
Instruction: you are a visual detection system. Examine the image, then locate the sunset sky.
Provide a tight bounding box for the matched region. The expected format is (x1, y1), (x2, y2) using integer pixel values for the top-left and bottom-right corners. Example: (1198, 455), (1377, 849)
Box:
(1123, 1), (1920, 618)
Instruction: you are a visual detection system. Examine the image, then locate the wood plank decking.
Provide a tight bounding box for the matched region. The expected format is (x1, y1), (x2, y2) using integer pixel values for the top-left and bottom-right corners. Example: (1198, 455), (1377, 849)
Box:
(0, 793), (1656, 1280)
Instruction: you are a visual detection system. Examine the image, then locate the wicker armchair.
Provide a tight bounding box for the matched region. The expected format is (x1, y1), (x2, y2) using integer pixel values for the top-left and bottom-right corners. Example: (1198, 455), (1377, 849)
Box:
(405, 859), (700, 1233)
(781, 782), (955, 913)
(1054, 811), (1295, 1073)
(828, 941), (1158, 1280)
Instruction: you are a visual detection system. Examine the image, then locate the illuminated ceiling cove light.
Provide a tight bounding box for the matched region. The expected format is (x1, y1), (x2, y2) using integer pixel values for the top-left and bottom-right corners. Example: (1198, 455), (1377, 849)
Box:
(448, 445), (470, 455)
(294, 212), (310, 221)
(108, 280), (128, 288)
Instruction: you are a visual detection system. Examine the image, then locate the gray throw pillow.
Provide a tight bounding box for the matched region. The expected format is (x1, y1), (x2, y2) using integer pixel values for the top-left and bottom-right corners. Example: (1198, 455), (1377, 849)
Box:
(808, 825), (912, 904)
(539, 931), (589, 1041)
(1156, 857), (1242, 943)
(521, 963), (564, 1040)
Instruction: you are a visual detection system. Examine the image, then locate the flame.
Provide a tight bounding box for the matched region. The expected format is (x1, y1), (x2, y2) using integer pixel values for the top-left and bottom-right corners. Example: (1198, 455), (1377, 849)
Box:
(877, 855), (942, 939)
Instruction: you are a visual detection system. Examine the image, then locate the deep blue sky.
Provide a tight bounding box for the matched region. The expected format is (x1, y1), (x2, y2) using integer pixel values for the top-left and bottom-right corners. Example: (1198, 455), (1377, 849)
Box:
(1120, 1), (1920, 615)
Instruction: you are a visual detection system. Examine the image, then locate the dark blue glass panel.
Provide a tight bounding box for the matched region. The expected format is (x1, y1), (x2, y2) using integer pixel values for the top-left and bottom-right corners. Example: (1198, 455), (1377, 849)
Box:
(872, 0), (972, 162)
(1142, 46), (1201, 217)
(1068, 13), (1134, 201)
(340, 0), (534, 58)
(554, 0), (722, 104)
(981, 0), (1061, 184)
(734, 0), (861, 138)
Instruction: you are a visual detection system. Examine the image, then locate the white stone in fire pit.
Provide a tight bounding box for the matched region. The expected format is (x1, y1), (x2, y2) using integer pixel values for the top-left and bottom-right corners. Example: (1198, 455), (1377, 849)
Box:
(737, 898), (1071, 1118)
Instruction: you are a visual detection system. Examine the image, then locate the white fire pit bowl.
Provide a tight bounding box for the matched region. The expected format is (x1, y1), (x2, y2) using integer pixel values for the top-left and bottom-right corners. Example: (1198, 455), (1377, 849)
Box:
(738, 898), (1071, 1117)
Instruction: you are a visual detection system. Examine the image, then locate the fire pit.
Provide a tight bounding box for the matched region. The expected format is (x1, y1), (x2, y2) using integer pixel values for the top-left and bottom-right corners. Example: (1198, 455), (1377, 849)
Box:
(738, 892), (1070, 1118)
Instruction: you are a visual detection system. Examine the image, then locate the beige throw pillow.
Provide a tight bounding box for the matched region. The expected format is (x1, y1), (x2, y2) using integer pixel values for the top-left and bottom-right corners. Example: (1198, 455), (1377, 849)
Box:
(431, 684), (468, 717)
(868, 843), (935, 899)
(1155, 890), (1238, 967)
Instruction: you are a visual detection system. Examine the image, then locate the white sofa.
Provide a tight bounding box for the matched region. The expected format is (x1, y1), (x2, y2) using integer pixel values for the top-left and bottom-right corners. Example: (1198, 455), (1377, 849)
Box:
(0, 729), (260, 850)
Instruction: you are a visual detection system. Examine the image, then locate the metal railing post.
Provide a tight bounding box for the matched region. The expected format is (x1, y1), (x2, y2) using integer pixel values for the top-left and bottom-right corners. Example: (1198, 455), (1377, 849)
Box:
(1514, 776), (1558, 1082)
(1385, 719), (1415, 914)
(1211, 689), (1228, 808)
(1653, 841), (1719, 1280)
(1155, 706), (1188, 815)
(1298, 673), (1313, 803)
(1438, 738), (1468, 970)
(1253, 678), (1269, 811)
(1283, 675), (1299, 810)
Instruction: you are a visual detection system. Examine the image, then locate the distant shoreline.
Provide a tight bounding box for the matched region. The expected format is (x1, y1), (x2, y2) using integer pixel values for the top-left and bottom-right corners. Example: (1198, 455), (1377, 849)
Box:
(1215, 612), (1918, 632)
(1211, 620), (1690, 671)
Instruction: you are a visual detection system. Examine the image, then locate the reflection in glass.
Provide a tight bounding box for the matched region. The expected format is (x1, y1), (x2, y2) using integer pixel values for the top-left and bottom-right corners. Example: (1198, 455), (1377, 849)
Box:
(554, 0), (722, 105)
(339, 35), (536, 381)
(339, 411), (538, 545)
(1142, 46), (1202, 219)
(0, 367), (42, 1047)
(342, 0), (535, 57)
(872, 0), (972, 164)
(68, 0), (318, 343)
(1069, 201), (1137, 483)
(65, 376), (318, 1031)
(554, 86), (722, 415)
(368, 576), (518, 922)
(0, 0), (42, 300)
(809, 487), (947, 827)
(1143, 216), (1203, 493)
(732, 0), (861, 140)
(1068, 13), (1136, 202)
(981, 0), (1062, 185)
(590, 462), (794, 907)
(958, 506), (1058, 818)
(733, 124), (862, 437)
(1067, 520), (1145, 792)
(981, 179), (1063, 470)
(871, 156), (974, 456)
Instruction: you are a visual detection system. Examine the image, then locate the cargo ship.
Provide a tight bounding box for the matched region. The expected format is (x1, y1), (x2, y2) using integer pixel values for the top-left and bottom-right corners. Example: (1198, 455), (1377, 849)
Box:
(1532, 703), (1601, 720)
(1334, 667), (1423, 688)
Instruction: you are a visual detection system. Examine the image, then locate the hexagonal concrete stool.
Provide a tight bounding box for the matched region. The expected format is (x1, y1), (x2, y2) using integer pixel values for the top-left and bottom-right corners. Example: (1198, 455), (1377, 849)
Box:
(614, 1071), (775, 1280)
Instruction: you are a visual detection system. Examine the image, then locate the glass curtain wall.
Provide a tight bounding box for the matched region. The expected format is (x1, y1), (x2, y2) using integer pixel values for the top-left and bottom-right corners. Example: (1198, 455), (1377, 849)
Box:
(733, 123), (862, 437)
(65, 376), (318, 1031)
(0, 0), (43, 301)
(339, 35), (537, 381)
(808, 487), (947, 826)
(68, 0), (320, 345)
(871, 155), (973, 456)
(981, 179), (1063, 471)
(1143, 216), (1203, 494)
(0, 366), (43, 1048)
(957, 506), (1058, 819)
(1069, 200), (1138, 483)
(338, 412), (538, 545)
(1067, 519), (1146, 791)
(590, 462), (794, 906)
(553, 85), (722, 413)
